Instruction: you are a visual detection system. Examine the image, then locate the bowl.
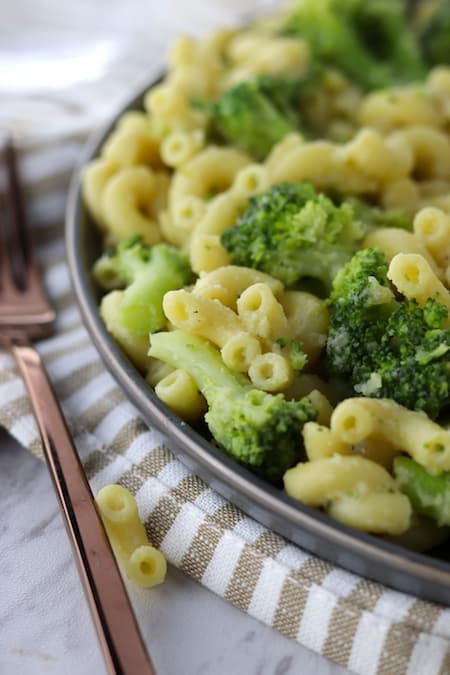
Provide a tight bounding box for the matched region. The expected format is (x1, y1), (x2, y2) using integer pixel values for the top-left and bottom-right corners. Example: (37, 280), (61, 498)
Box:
(66, 82), (450, 606)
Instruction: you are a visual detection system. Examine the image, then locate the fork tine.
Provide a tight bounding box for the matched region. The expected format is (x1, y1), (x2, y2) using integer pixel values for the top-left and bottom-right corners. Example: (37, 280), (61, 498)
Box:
(3, 138), (31, 288)
(0, 161), (20, 295)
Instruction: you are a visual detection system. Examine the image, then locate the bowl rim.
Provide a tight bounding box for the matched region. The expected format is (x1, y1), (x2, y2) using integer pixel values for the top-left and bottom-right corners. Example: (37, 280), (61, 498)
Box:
(65, 81), (450, 605)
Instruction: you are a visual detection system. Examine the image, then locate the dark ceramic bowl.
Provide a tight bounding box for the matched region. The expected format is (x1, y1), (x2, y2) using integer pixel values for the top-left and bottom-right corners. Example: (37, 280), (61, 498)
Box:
(66, 83), (450, 606)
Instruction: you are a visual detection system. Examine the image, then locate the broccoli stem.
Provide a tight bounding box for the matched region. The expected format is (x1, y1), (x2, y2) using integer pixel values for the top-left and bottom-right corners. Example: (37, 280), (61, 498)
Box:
(149, 330), (248, 396)
(394, 456), (450, 526)
(119, 246), (190, 336)
(94, 237), (193, 337)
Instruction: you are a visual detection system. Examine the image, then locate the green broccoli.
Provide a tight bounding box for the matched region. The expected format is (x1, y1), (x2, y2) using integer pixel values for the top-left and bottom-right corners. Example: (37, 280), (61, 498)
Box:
(148, 330), (316, 482)
(326, 247), (450, 418)
(283, 0), (426, 89)
(203, 72), (319, 160)
(346, 197), (413, 232)
(394, 456), (450, 526)
(93, 235), (193, 336)
(417, 0), (450, 66)
(221, 182), (380, 292)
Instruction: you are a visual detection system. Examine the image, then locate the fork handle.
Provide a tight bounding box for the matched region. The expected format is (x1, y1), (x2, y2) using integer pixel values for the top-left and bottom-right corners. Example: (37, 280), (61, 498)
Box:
(12, 341), (156, 675)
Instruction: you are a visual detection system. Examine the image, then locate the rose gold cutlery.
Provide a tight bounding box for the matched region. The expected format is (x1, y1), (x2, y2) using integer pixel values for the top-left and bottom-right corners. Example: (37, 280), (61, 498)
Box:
(0, 137), (156, 675)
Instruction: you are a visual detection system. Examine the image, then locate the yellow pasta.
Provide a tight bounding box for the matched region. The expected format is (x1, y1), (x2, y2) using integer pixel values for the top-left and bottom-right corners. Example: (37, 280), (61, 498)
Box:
(387, 253), (450, 315)
(413, 206), (450, 268)
(169, 147), (251, 207)
(327, 492), (412, 535)
(331, 398), (450, 473)
(96, 485), (167, 588)
(188, 233), (231, 273)
(303, 422), (351, 461)
(284, 455), (411, 534)
(163, 289), (244, 348)
(220, 332), (262, 372)
(343, 127), (413, 182)
(248, 352), (293, 392)
(279, 291), (329, 366)
(101, 115), (162, 170)
(155, 369), (206, 421)
(82, 158), (118, 230)
(193, 266), (283, 310)
(101, 166), (166, 244)
(363, 227), (441, 274)
(389, 126), (450, 180)
(358, 86), (444, 132)
(237, 283), (290, 341)
(160, 129), (205, 168)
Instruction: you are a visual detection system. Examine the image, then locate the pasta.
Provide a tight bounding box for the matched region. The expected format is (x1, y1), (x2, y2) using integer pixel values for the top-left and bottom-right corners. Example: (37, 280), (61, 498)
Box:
(84, 2), (450, 543)
(96, 485), (167, 588)
(331, 398), (450, 473)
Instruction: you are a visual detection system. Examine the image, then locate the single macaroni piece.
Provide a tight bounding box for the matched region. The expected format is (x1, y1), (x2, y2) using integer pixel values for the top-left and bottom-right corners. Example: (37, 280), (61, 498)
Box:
(191, 190), (245, 238)
(387, 253), (450, 316)
(304, 390), (333, 426)
(342, 127), (413, 182)
(101, 166), (168, 244)
(169, 147), (251, 208)
(248, 352), (293, 392)
(358, 87), (444, 133)
(380, 177), (421, 213)
(231, 163), (270, 200)
(284, 455), (411, 534)
(279, 291), (329, 366)
(220, 332), (262, 372)
(174, 199), (207, 232)
(160, 129), (205, 169)
(189, 233), (230, 273)
(413, 207), (450, 269)
(389, 126), (450, 181)
(100, 291), (151, 373)
(101, 113), (162, 170)
(163, 289), (245, 348)
(303, 421), (351, 461)
(225, 35), (310, 85)
(82, 158), (118, 230)
(363, 228), (441, 275)
(237, 283), (290, 341)
(331, 398), (450, 473)
(327, 492), (412, 535)
(144, 81), (206, 134)
(96, 485), (167, 588)
(270, 139), (377, 195)
(155, 369), (206, 421)
(193, 266), (283, 310)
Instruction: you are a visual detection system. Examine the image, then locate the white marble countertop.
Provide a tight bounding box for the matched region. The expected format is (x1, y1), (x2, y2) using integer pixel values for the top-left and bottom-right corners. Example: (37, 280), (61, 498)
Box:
(0, 431), (349, 675)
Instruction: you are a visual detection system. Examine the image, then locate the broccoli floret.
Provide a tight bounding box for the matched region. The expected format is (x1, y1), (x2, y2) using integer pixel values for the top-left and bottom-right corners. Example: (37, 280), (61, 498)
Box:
(283, 0), (426, 89)
(418, 0), (450, 66)
(221, 182), (371, 292)
(203, 72), (319, 160)
(326, 247), (450, 418)
(93, 236), (193, 336)
(148, 330), (316, 482)
(346, 197), (413, 231)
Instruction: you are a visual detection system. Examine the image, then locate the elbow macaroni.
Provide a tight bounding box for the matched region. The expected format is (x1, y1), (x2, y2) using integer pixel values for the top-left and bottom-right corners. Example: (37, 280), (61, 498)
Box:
(96, 485), (167, 588)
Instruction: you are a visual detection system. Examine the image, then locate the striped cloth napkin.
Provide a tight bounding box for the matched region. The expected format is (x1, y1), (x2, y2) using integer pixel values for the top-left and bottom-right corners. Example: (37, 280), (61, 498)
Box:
(1, 5), (450, 675)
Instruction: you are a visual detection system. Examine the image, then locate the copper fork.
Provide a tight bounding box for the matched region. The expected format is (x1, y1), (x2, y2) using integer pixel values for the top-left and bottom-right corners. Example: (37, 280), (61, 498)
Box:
(0, 138), (156, 675)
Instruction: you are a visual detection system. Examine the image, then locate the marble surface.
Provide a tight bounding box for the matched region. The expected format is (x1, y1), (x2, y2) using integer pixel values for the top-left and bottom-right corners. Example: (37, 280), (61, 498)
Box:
(0, 430), (349, 675)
